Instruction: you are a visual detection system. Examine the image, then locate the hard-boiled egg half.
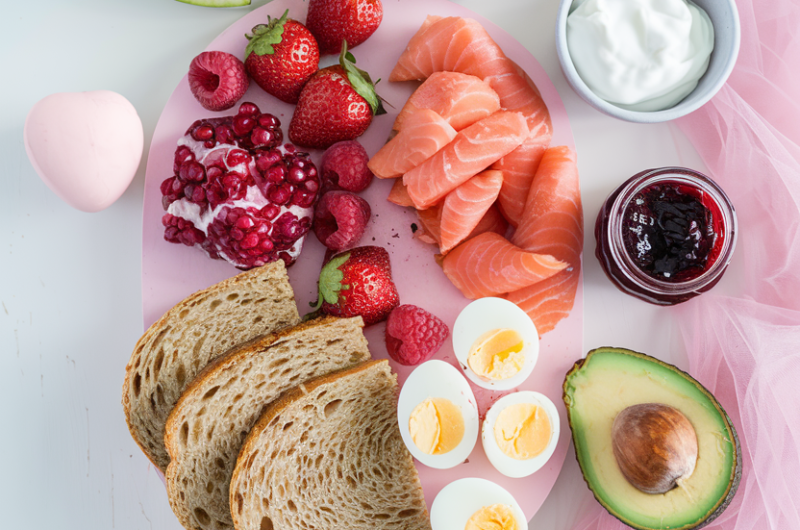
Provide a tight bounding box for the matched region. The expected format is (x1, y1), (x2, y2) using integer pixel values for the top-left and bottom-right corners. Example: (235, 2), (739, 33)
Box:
(452, 298), (539, 391)
(430, 477), (526, 530)
(482, 391), (560, 477)
(397, 360), (479, 469)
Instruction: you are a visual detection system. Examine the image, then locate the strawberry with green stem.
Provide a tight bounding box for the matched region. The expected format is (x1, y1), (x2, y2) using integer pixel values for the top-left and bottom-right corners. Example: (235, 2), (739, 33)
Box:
(289, 41), (386, 149)
(244, 10), (319, 104)
(308, 246), (399, 326)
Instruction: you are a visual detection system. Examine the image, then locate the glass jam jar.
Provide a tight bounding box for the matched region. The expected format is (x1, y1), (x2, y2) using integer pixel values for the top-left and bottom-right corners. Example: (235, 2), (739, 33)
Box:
(595, 167), (737, 305)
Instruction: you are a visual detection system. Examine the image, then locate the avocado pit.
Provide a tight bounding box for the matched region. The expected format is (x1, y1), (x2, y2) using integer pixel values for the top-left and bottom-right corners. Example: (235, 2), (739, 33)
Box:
(612, 402), (698, 494)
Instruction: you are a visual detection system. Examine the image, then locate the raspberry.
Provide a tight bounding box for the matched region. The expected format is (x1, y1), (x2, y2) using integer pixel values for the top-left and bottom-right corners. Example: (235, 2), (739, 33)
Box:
(385, 305), (450, 366)
(313, 191), (371, 251)
(320, 140), (374, 192)
(188, 51), (249, 112)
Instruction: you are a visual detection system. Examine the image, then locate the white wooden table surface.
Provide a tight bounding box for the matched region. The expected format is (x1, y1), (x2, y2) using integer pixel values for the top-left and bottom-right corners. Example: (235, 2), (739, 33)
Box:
(0, 0), (741, 528)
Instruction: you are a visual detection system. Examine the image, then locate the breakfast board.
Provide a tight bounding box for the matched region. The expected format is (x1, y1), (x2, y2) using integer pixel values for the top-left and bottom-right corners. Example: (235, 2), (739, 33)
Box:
(141, 0), (581, 521)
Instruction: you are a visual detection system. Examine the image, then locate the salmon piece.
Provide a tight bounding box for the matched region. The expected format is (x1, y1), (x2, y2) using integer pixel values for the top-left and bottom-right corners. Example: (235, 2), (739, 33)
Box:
(439, 170), (503, 253)
(511, 146), (582, 264)
(469, 204), (508, 239)
(389, 17), (509, 82)
(369, 109), (457, 179)
(506, 146), (583, 335)
(414, 204), (442, 246)
(387, 179), (414, 207)
(486, 62), (553, 227)
(415, 203), (508, 252)
(504, 266), (580, 335)
(403, 111), (529, 209)
(393, 72), (501, 132)
(442, 232), (568, 300)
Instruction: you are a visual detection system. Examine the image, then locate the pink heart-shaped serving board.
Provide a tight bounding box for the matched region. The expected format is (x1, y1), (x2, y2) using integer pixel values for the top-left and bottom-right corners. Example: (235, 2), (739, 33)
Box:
(142, 0), (582, 521)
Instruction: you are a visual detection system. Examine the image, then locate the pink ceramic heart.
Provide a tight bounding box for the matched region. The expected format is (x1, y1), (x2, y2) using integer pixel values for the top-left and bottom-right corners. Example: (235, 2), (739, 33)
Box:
(24, 90), (144, 212)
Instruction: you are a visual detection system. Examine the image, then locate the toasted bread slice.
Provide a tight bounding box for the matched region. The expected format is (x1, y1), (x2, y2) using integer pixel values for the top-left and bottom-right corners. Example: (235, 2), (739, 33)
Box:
(122, 262), (300, 471)
(165, 316), (372, 530)
(230, 360), (432, 530)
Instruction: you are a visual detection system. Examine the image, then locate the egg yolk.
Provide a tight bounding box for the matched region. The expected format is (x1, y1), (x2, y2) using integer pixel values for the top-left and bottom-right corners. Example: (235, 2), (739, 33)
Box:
(465, 504), (520, 530)
(467, 329), (525, 380)
(409, 397), (465, 455)
(494, 402), (551, 460)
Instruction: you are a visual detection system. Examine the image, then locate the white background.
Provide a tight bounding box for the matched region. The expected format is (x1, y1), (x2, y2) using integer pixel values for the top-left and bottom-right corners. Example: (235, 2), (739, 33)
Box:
(0, 0), (743, 528)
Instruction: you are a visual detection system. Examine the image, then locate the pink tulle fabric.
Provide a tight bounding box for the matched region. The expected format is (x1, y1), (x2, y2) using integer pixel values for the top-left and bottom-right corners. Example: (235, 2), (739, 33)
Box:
(571, 0), (800, 529)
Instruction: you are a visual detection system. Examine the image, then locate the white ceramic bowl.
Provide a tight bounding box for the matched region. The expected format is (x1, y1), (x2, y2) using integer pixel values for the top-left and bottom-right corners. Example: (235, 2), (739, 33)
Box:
(555, 0), (740, 123)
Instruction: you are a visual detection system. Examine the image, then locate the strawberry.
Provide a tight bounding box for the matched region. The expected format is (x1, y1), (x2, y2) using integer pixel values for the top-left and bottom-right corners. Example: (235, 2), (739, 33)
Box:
(306, 0), (383, 54)
(311, 246), (399, 325)
(289, 43), (386, 149)
(244, 10), (319, 104)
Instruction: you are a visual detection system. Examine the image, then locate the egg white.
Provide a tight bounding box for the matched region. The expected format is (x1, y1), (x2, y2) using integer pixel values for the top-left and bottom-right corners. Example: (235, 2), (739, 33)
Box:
(482, 391), (560, 478)
(430, 477), (527, 530)
(452, 297), (539, 390)
(397, 360), (479, 469)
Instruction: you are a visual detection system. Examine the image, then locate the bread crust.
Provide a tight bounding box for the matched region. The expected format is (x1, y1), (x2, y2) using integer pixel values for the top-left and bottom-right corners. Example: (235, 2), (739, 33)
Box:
(122, 261), (300, 471)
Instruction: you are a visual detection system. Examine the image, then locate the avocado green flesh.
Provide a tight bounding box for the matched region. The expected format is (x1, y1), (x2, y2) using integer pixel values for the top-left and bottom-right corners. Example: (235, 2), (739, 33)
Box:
(564, 348), (737, 530)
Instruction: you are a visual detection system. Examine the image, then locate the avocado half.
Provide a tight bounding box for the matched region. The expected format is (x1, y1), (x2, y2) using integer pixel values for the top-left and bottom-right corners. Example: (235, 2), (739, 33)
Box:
(563, 347), (741, 530)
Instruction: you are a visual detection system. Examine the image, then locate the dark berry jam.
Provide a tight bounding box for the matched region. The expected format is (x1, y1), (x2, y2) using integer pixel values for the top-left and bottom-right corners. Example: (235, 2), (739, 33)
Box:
(595, 168), (737, 305)
(622, 182), (722, 282)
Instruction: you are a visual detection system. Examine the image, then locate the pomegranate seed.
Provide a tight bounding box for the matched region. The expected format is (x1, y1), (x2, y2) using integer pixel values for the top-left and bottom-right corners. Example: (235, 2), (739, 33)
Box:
(261, 204), (281, 220)
(231, 228), (245, 241)
(251, 127), (273, 147)
(207, 166), (223, 181)
(233, 115), (255, 136)
(305, 179), (319, 193)
(235, 216), (255, 229)
(238, 102), (259, 116)
(226, 149), (250, 167)
(268, 184), (292, 205)
(267, 166), (286, 184)
(192, 124), (214, 141)
(180, 161), (205, 182)
(216, 125), (234, 145)
(288, 167), (306, 183)
(241, 233), (260, 249)
(260, 239), (274, 251)
(283, 144), (297, 154)
(258, 114), (280, 128)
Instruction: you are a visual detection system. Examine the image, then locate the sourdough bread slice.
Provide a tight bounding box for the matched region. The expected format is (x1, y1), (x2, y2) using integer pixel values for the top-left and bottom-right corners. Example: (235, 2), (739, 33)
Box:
(230, 360), (432, 530)
(123, 261), (300, 472)
(164, 316), (372, 530)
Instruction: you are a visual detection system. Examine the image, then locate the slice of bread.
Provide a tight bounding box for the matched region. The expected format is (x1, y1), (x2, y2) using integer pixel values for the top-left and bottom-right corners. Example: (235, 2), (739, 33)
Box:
(123, 261), (300, 472)
(164, 316), (372, 530)
(230, 360), (432, 530)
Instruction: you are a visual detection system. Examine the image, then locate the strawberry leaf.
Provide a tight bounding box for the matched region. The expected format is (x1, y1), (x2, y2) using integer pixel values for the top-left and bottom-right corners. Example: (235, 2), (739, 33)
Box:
(318, 252), (351, 305)
(339, 41), (387, 116)
(244, 9), (289, 58)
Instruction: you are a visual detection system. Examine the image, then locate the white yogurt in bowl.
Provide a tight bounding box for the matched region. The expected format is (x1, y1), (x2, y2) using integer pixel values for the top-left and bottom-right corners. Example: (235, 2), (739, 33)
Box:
(567, 0), (714, 112)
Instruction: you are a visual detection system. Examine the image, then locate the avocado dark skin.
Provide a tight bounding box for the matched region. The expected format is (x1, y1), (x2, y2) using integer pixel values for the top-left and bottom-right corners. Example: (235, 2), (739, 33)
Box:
(563, 347), (742, 530)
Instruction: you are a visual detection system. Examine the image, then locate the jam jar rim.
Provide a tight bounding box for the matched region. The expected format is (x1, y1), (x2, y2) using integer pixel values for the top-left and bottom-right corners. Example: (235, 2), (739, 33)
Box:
(605, 167), (738, 295)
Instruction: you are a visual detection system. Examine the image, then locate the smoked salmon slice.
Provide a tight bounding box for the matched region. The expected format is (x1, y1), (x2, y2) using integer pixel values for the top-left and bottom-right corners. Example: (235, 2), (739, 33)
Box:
(486, 63), (553, 227)
(403, 111), (529, 210)
(504, 267), (580, 336)
(511, 146), (582, 264)
(506, 146), (583, 335)
(393, 72), (501, 132)
(389, 16), (510, 82)
(439, 170), (503, 254)
(369, 109), (457, 179)
(387, 179), (414, 207)
(442, 232), (568, 300)
(470, 204), (508, 239)
(414, 204), (442, 246)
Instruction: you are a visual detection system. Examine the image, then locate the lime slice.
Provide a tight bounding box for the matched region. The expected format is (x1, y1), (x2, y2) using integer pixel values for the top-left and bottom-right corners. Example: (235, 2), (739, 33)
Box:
(175, 0), (251, 7)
